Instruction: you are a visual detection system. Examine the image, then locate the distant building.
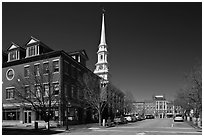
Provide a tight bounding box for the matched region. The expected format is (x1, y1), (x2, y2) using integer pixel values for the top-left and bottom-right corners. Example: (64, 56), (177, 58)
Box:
(166, 101), (175, 118)
(133, 95), (182, 118)
(144, 100), (156, 115)
(132, 102), (145, 115)
(153, 95), (168, 118)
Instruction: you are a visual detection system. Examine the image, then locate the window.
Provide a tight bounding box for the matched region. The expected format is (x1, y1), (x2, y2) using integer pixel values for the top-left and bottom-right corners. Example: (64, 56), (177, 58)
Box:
(78, 56), (80, 62)
(53, 83), (59, 95)
(27, 46), (36, 57)
(44, 84), (49, 97)
(53, 60), (59, 73)
(24, 66), (30, 77)
(6, 88), (15, 99)
(3, 109), (20, 120)
(43, 62), (49, 74)
(25, 86), (31, 98)
(100, 55), (103, 60)
(9, 50), (18, 61)
(35, 85), (41, 98)
(34, 64), (40, 76)
(6, 69), (15, 80)
(160, 104), (163, 110)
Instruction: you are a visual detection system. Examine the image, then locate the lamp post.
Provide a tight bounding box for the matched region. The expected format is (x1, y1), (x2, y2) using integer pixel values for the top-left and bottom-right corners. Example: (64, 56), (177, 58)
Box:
(66, 101), (70, 131)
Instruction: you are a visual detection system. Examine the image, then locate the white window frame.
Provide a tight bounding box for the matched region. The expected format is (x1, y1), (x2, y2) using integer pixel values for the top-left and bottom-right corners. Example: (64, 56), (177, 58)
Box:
(6, 68), (15, 81)
(6, 87), (15, 100)
(52, 81), (59, 96)
(26, 45), (38, 58)
(8, 50), (19, 62)
(34, 84), (41, 98)
(34, 63), (40, 76)
(43, 62), (49, 75)
(53, 59), (60, 74)
(24, 65), (30, 78)
(24, 85), (31, 99)
(43, 83), (49, 97)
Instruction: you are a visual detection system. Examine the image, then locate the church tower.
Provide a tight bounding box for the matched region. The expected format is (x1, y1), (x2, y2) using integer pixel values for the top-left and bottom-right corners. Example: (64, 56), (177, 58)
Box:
(94, 10), (109, 86)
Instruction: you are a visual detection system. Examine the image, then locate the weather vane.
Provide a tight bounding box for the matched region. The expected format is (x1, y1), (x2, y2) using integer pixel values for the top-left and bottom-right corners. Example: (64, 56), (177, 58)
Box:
(102, 8), (106, 13)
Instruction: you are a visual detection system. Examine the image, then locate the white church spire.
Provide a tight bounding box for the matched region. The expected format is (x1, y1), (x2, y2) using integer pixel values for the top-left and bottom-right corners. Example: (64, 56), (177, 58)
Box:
(99, 13), (106, 46)
(94, 9), (109, 85)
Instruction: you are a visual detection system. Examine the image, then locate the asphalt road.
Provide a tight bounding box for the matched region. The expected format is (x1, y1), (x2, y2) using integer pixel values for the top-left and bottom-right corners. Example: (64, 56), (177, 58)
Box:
(65, 118), (202, 135)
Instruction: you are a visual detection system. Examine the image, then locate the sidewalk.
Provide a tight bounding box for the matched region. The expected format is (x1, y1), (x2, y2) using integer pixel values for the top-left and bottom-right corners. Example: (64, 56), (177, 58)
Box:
(54, 123), (101, 132)
(186, 120), (202, 132)
(2, 122), (104, 134)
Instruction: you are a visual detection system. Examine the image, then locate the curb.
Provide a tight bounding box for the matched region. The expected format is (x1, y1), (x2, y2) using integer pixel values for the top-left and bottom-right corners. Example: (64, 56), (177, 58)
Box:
(186, 121), (202, 131)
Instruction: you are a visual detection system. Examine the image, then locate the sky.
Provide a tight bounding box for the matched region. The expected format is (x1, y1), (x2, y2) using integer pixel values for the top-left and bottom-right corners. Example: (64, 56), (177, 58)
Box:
(2, 2), (202, 101)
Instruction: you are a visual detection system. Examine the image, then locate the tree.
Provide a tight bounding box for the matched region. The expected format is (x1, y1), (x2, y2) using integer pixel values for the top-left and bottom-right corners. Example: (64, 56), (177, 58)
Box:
(124, 90), (135, 114)
(78, 72), (108, 126)
(11, 63), (60, 130)
(174, 61), (202, 123)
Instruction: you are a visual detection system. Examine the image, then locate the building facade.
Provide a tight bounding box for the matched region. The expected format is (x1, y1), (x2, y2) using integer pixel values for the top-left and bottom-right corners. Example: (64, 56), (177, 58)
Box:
(154, 95), (168, 118)
(2, 36), (100, 126)
(132, 102), (145, 115)
(2, 13), (125, 126)
(133, 95), (181, 118)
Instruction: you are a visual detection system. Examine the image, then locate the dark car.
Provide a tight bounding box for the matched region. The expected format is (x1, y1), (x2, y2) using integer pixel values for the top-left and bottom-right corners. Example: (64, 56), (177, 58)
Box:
(114, 116), (128, 124)
(145, 114), (154, 119)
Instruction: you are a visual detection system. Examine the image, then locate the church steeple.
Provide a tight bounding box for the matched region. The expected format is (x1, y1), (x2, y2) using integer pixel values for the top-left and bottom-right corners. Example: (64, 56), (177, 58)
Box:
(94, 9), (109, 85)
(99, 13), (106, 46)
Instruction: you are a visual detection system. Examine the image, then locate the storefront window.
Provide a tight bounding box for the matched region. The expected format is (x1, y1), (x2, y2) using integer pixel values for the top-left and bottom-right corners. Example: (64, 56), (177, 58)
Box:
(3, 109), (20, 120)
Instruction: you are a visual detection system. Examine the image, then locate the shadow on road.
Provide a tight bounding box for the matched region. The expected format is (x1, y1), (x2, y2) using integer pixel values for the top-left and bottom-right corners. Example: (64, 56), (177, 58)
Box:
(2, 127), (64, 135)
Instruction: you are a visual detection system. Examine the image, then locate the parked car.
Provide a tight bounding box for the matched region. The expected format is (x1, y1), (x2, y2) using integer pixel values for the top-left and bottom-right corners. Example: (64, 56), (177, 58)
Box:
(174, 114), (184, 122)
(145, 114), (155, 119)
(124, 115), (132, 122)
(135, 114), (140, 120)
(131, 115), (137, 122)
(140, 115), (146, 120)
(114, 116), (127, 124)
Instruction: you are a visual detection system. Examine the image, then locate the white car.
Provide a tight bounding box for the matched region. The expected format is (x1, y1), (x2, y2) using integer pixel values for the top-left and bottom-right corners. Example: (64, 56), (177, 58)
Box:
(174, 114), (184, 122)
(124, 115), (132, 122)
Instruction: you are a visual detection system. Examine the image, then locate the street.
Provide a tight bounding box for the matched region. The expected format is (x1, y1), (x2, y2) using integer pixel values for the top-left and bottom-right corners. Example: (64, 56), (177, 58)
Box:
(63, 118), (202, 135)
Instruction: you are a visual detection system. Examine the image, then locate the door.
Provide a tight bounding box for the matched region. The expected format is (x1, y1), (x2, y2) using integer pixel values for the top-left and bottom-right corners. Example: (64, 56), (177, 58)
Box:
(24, 111), (32, 123)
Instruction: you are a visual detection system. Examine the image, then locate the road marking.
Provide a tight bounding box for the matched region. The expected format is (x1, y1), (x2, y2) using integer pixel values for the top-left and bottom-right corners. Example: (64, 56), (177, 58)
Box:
(136, 132), (146, 135)
(171, 124), (174, 127)
(89, 127), (100, 129)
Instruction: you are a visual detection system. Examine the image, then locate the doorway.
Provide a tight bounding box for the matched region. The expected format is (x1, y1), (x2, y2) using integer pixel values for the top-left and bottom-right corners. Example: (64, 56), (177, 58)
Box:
(24, 111), (32, 123)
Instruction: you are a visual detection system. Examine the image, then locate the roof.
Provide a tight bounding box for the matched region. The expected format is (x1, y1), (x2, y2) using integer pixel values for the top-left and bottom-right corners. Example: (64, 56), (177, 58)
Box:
(24, 36), (54, 51)
(67, 49), (89, 60)
(6, 42), (25, 52)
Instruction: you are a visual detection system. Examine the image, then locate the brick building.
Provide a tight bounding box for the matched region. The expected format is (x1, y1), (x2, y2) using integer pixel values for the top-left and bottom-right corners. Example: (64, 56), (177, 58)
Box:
(2, 36), (125, 126)
(2, 37), (98, 126)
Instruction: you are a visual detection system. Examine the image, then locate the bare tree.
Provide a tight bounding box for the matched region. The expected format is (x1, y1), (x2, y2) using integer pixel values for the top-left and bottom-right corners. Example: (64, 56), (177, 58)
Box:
(11, 63), (60, 130)
(124, 90), (135, 114)
(78, 72), (108, 126)
(174, 61), (202, 123)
